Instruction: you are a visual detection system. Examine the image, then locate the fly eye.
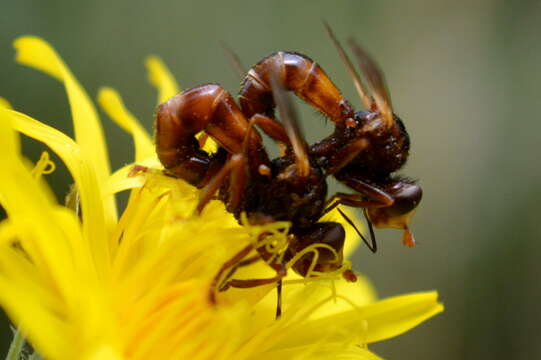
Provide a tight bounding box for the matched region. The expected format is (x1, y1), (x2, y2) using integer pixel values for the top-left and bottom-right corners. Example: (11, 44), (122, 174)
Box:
(353, 110), (376, 126)
(385, 182), (422, 217)
(365, 181), (422, 232)
(353, 110), (371, 122)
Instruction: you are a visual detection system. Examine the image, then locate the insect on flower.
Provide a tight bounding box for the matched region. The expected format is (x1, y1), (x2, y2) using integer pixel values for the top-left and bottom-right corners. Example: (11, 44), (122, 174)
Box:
(153, 23), (422, 315)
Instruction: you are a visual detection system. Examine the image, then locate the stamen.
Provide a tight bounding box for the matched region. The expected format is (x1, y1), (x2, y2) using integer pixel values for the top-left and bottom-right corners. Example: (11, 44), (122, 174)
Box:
(31, 151), (56, 178)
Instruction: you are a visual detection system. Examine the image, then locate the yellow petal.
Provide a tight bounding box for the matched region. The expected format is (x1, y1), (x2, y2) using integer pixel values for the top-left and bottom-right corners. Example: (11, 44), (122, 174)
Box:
(244, 273), (378, 333)
(0, 97), (13, 109)
(0, 219), (16, 247)
(0, 112), (96, 279)
(107, 164), (146, 195)
(253, 344), (382, 360)
(0, 206), (117, 359)
(145, 55), (180, 104)
(3, 109), (111, 274)
(0, 109), (20, 155)
(83, 345), (123, 360)
(0, 115), (87, 319)
(97, 87), (154, 162)
(269, 291), (443, 349)
(305, 276), (378, 319)
(0, 212), (82, 359)
(359, 291), (444, 343)
(13, 36), (117, 226)
(105, 158), (164, 196)
(0, 273), (69, 359)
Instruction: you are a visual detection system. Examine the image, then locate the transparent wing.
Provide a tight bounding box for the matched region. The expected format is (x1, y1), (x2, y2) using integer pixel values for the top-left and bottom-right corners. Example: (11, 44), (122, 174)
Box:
(348, 39), (394, 128)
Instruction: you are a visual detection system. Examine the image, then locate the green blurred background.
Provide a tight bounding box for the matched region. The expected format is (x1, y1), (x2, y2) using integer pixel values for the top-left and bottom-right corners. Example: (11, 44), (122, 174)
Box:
(1, 0), (541, 358)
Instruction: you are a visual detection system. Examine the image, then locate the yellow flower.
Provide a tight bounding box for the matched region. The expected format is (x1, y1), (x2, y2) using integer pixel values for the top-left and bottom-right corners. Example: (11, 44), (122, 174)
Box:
(0, 36), (443, 360)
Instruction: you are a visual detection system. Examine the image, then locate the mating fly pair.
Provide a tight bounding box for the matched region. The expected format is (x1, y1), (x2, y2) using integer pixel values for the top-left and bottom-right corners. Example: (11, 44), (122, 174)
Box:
(154, 23), (422, 312)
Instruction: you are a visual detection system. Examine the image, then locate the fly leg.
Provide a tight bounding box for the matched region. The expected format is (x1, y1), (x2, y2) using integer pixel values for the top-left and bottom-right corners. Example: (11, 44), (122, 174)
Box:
(209, 243), (255, 304)
(209, 242), (287, 319)
(222, 264), (287, 290)
(195, 153), (246, 213)
(324, 179), (394, 212)
(221, 262), (287, 319)
(218, 254), (261, 292)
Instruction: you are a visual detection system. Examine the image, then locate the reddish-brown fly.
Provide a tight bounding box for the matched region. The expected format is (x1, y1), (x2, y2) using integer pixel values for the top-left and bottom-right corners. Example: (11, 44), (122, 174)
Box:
(153, 24), (422, 315)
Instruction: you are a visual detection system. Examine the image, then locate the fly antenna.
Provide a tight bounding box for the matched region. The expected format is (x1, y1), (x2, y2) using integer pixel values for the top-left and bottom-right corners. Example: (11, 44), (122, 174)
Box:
(220, 41), (246, 81)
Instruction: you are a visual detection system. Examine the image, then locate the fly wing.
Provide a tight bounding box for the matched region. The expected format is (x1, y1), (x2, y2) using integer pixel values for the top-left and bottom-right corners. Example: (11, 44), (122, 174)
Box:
(348, 39), (394, 128)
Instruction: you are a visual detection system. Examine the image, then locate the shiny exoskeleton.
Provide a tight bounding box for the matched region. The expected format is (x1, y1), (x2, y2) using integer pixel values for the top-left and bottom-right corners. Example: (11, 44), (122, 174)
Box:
(155, 25), (422, 307)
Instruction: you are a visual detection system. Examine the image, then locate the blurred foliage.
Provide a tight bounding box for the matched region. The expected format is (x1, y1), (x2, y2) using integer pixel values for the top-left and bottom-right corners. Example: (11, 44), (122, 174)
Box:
(1, 0), (541, 358)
